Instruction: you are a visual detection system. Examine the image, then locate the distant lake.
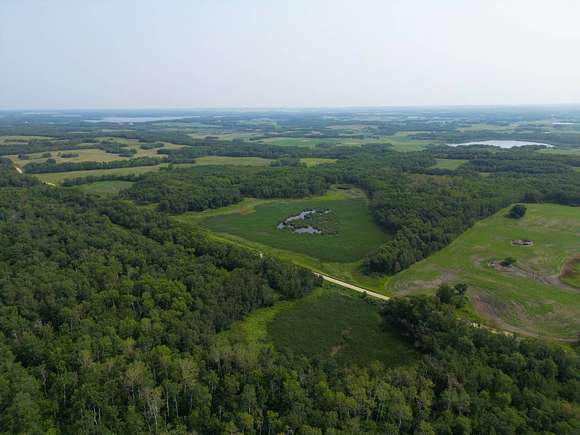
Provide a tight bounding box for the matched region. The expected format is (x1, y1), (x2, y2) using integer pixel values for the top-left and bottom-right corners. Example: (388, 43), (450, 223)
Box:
(86, 116), (196, 123)
(449, 140), (554, 149)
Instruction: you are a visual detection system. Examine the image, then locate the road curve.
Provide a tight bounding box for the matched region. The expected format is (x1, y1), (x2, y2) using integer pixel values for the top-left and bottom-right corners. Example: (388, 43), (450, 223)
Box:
(315, 273), (390, 301)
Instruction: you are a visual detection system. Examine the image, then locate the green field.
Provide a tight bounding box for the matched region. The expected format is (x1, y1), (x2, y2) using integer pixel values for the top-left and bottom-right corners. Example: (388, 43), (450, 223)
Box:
(260, 133), (431, 152)
(74, 180), (134, 195)
(300, 157), (337, 167)
(0, 135), (52, 144)
(217, 285), (415, 366)
(174, 187), (391, 293)
(432, 158), (467, 170)
(34, 164), (176, 184)
(199, 189), (389, 263)
(388, 204), (580, 340)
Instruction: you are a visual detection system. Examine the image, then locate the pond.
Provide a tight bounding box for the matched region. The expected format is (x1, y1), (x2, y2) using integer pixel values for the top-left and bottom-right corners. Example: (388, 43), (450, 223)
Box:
(277, 209), (332, 235)
(448, 140), (554, 149)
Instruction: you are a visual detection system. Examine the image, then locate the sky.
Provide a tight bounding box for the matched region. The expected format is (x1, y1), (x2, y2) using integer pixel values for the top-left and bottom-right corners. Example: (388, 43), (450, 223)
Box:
(1, 0), (580, 110)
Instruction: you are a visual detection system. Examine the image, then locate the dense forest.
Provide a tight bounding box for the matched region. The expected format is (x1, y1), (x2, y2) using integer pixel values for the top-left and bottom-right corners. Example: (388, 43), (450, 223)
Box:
(0, 170), (578, 433)
(1, 109), (580, 433)
(122, 166), (329, 213)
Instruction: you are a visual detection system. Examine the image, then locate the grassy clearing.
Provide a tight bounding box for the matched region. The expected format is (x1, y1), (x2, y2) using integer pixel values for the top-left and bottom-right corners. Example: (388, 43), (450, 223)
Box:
(174, 187), (391, 294)
(261, 137), (345, 147)
(378, 132), (433, 152)
(194, 156), (272, 166)
(260, 133), (431, 152)
(200, 189), (389, 263)
(8, 148), (130, 168)
(300, 158), (337, 167)
(0, 135), (52, 144)
(217, 284), (415, 366)
(538, 147), (580, 156)
(388, 204), (580, 340)
(187, 132), (259, 141)
(34, 164), (171, 184)
(432, 158), (467, 170)
(74, 180), (134, 195)
(8, 139), (184, 170)
(268, 285), (416, 366)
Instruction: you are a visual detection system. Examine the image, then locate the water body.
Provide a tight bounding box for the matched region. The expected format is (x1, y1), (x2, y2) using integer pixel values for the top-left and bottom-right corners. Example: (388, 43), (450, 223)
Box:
(86, 116), (196, 124)
(449, 140), (554, 149)
(277, 209), (328, 234)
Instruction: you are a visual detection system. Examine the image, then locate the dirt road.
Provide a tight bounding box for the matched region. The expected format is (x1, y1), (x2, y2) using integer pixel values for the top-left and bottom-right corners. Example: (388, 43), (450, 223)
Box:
(315, 273), (390, 301)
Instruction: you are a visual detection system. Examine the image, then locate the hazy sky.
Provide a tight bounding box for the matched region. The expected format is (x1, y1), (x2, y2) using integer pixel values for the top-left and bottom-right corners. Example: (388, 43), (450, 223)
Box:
(2, 0), (580, 109)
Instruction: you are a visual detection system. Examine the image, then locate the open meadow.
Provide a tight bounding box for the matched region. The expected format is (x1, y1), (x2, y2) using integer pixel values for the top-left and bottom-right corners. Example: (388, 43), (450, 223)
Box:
(387, 203), (580, 340)
(196, 187), (389, 263)
(216, 284), (416, 366)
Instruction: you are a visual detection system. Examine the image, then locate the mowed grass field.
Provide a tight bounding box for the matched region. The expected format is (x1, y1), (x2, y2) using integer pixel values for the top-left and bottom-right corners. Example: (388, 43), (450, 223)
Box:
(216, 284), (416, 366)
(199, 188), (389, 263)
(388, 204), (580, 340)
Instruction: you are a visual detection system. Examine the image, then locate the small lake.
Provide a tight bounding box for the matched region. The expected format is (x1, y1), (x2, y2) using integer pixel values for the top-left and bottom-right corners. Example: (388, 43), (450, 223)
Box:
(448, 140), (554, 149)
(277, 209), (330, 234)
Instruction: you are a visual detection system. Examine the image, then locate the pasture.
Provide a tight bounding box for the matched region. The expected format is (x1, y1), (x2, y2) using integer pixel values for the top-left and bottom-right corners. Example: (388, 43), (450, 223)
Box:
(387, 204), (580, 340)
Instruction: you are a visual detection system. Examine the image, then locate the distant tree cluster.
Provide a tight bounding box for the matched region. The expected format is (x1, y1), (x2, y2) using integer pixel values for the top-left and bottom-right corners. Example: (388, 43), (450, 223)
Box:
(23, 156), (165, 173)
(122, 166), (329, 213)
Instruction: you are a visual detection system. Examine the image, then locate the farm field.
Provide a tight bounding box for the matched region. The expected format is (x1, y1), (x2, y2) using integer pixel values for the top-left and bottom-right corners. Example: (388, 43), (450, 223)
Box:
(387, 204), (580, 340)
(217, 284), (416, 366)
(175, 187), (391, 293)
(432, 158), (467, 170)
(7, 138), (184, 169)
(259, 132), (432, 151)
(34, 163), (182, 184)
(0, 135), (52, 143)
(199, 188), (389, 263)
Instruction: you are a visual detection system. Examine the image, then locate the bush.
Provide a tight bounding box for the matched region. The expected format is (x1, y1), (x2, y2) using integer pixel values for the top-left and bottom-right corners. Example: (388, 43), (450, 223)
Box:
(507, 204), (527, 219)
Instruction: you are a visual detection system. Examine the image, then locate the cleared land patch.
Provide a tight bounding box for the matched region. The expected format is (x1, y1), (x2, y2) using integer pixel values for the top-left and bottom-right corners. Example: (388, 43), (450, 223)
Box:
(216, 285), (415, 366)
(432, 158), (467, 170)
(268, 285), (415, 365)
(300, 158), (337, 167)
(175, 187), (391, 294)
(34, 163), (194, 184)
(200, 190), (389, 263)
(387, 204), (580, 340)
